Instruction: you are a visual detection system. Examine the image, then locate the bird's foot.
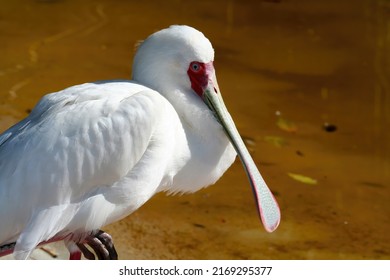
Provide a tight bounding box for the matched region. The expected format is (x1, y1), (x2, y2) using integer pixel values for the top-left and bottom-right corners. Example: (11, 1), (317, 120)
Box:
(1, 230), (117, 259)
(70, 230), (118, 260)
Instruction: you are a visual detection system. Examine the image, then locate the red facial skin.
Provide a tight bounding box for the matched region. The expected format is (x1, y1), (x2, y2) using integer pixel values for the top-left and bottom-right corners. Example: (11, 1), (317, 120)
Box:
(187, 61), (214, 99)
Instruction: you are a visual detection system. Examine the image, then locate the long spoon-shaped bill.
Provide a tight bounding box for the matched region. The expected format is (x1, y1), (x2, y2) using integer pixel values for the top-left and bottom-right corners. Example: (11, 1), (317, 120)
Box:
(204, 77), (281, 232)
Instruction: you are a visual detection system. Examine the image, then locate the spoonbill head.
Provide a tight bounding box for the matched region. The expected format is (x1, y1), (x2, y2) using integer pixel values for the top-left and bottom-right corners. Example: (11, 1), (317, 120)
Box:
(133, 26), (221, 141)
(0, 25), (280, 260)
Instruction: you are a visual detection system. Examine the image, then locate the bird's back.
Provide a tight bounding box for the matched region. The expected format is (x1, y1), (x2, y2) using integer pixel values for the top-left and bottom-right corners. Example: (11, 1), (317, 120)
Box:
(0, 81), (184, 257)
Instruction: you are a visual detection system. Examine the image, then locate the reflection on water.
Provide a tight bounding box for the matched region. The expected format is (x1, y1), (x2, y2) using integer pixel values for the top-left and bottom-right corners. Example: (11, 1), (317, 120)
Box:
(0, 0), (388, 259)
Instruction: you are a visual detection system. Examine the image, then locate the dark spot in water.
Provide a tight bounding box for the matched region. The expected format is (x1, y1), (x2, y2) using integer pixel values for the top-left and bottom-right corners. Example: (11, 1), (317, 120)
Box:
(296, 150), (304, 156)
(323, 123), (337, 132)
(193, 223), (206, 229)
(373, 248), (388, 255)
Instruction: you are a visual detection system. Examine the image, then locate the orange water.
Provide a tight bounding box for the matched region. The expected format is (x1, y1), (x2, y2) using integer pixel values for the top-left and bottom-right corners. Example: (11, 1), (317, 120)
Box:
(0, 0), (388, 259)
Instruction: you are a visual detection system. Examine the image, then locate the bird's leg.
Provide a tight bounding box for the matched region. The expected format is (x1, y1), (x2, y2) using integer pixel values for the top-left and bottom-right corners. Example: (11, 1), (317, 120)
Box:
(74, 230), (118, 260)
(1, 230), (117, 260)
(65, 240), (83, 260)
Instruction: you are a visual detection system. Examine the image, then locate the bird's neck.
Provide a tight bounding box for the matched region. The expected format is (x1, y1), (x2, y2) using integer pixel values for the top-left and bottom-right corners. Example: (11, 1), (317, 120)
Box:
(160, 88), (237, 194)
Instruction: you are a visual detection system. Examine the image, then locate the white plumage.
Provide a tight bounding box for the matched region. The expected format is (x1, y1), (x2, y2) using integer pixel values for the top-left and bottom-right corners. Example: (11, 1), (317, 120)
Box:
(0, 25), (280, 259)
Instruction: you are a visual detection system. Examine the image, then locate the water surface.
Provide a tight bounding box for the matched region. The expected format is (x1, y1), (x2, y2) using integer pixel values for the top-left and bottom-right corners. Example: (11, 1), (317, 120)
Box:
(0, 0), (388, 259)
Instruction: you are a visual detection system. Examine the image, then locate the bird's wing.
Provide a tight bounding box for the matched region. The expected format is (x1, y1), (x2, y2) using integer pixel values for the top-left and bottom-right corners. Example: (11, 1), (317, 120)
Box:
(0, 81), (166, 257)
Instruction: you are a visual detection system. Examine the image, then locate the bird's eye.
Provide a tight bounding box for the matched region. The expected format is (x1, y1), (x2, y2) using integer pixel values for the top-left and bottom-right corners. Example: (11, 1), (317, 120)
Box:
(191, 62), (201, 72)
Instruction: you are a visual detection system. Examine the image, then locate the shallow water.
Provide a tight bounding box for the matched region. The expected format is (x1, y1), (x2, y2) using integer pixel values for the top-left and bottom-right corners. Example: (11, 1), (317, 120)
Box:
(0, 0), (388, 259)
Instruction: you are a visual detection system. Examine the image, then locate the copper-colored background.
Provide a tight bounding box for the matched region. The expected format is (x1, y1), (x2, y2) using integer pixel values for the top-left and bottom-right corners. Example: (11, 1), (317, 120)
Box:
(0, 0), (388, 259)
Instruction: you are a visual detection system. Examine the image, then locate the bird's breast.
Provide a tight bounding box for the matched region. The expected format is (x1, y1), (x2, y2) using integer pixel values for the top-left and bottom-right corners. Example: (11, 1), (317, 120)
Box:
(163, 122), (237, 194)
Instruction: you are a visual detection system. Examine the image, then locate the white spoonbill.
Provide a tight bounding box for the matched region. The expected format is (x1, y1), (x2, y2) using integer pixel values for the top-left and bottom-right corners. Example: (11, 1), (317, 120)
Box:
(0, 25), (280, 260)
